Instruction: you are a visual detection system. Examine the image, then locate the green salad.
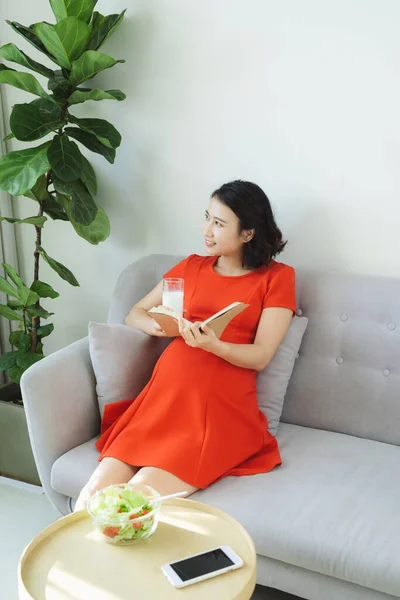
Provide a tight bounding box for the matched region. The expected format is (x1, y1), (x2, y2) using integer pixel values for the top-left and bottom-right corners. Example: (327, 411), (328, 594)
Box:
(88, 486), (157, 543)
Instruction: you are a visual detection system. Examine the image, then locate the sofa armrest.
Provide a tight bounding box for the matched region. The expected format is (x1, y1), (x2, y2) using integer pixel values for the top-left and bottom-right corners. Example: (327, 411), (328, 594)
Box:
(20, 337), (100, 513)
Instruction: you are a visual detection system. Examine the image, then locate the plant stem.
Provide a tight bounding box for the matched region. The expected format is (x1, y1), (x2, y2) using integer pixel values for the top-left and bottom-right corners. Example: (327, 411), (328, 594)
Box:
(31, 172), (49, 352)
(22, 309), (27, 336)
(30, 100), (68, 352)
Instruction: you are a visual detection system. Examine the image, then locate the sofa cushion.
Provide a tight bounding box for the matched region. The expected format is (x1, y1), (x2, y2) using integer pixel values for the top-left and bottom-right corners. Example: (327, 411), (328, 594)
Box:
(257, 315), (308, 435)
(193, 423), (400, 598)
(88, 321), (171, 417)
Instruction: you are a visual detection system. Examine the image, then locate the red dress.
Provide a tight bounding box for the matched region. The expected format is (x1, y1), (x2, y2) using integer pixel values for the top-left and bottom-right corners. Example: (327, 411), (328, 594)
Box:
(95, 254), (296, 489)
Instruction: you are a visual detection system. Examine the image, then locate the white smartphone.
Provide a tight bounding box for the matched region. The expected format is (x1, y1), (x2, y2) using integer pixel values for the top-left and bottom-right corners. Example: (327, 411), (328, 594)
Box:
(161, 545), (244, 588)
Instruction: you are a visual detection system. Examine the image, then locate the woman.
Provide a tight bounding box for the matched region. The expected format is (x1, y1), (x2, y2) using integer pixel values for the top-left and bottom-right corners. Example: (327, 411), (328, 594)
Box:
(74, 180), (296, 512)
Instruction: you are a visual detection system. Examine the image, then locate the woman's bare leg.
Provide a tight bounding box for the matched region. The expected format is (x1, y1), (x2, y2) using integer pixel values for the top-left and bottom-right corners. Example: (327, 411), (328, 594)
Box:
(127, 466), (199, 497)
(73, 457), (140, 512)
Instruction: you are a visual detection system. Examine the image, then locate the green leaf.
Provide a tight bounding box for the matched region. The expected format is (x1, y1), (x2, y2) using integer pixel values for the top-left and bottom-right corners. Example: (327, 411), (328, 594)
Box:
(52, 175), (97, 225)
(3, 263), (23, 288)
(43, 194), (69, 221)
(0, 69), (53, 100)
(72, 204), (110, 245)
(0, 304), (24, 321)
(47, 71), (69, 91)
(47, 69), (72, 98)
(6, 21), (57, 62)
(16, 352), (44, 370)
(10, 100), (65, 142)
(31, 98), (65, 124)
(69, 50), (124, 86)
(3, 132), (15, 142)
(9, 330), (30, 352)
(80, 155), (97, 196)
(27, 306), (54, 319)
(38, 246), (79, 286)
(31, 280), (59, 299)
(87, 10), (126, 51)
(8, 364), (24, 384)
(50, 0), (98, 24)
(0, 43), (55, 78)
(34, 18), (90, 70)
(48, 134), (83, 182)
(23, 173), (48, 202)
(7, 300), (23, 310)
(67, 113), (121, 149)
(57, 195), (110, 244)
(0, 350), (21, 371)
(68, 88), (126, 104)
(64, 127), (115, 163)
(0, 216), (47, 227)
(0, 276), (19, 298)
(18, 285), (40, 307)
(36, 323), (54, 338)
(0, 141), (51, 196)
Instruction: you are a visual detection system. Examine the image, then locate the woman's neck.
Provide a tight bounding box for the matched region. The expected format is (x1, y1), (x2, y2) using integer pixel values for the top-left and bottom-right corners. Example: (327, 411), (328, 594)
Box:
(214, 255), (254, 276)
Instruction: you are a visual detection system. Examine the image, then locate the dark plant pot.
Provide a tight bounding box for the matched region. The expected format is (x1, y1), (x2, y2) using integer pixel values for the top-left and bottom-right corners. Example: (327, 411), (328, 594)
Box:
(0, 382), (41, 485)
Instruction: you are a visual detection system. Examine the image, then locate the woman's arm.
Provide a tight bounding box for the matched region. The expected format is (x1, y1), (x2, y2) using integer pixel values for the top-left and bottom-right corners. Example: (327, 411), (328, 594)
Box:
(179, 307), (293, 372)
(211, 307), (293, 371)
(125, 281), (167, 337)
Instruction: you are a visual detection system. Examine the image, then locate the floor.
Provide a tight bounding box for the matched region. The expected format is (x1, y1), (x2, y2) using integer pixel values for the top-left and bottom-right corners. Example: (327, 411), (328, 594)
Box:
(0, 478), (302, 600)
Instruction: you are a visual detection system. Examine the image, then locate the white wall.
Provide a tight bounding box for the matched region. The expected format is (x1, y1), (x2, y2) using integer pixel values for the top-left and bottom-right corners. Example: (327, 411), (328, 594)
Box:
(0, 0), (399, 353)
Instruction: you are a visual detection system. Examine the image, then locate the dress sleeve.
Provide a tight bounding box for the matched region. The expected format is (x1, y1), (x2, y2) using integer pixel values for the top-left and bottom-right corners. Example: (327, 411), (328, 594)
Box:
(263, 265), (297, 313)
(163, 254), (194, 279)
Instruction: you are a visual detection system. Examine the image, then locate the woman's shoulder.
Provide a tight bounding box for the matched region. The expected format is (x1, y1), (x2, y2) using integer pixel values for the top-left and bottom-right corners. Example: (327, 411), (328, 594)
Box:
(185, 254), (212, 266)
(267, 259), (295, 274)
(264, 260), (295, 284)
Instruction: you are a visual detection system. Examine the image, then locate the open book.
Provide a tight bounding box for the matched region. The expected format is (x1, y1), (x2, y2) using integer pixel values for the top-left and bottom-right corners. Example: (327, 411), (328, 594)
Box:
(148, 302), (249, 339)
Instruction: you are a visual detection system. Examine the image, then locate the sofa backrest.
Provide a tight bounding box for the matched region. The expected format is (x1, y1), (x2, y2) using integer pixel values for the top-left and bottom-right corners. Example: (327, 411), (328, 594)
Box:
(281, 270), (400, 446)
(108, 253), (184, 325)
(109, 254), (400, 447)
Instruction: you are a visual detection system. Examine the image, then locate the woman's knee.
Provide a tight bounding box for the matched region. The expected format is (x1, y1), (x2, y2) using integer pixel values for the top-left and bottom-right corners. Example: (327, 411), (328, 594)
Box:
(88, 457), (139, 486)
(128, 466), (199, 497)
(74, 458), (140, 512)
(81, 457), (139, 497)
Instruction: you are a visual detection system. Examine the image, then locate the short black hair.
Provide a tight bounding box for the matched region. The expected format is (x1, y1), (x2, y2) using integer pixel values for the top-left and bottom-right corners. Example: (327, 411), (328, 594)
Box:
(211, 180), (287, 269)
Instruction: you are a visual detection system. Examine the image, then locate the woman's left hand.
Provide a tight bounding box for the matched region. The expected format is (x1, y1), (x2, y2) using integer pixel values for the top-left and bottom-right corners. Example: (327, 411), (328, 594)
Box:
(178, 319), (219, 352)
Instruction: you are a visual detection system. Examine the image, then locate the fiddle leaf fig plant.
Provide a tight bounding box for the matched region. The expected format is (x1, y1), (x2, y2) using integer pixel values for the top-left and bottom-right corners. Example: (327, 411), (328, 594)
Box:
(0, 0), (126, 384)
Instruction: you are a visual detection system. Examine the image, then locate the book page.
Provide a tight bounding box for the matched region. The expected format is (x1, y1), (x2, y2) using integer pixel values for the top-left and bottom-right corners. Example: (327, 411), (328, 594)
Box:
(204, 302), (246, 324)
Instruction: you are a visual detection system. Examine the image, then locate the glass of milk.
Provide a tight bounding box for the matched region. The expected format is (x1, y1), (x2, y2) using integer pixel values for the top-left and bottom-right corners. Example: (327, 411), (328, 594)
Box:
(162, 278), (184, 318)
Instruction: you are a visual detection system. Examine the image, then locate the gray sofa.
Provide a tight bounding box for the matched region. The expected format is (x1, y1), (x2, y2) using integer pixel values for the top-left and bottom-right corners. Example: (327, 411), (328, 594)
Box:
(21, 254), (400, 600)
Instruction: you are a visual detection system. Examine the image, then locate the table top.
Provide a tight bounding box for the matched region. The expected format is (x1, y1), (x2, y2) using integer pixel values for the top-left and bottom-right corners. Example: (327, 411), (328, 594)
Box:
(19, 497), (256, 600)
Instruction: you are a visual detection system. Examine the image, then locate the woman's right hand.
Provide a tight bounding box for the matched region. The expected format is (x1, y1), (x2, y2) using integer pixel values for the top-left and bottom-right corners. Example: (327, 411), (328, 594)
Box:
(150, 306), (175, 337)
(150, 320), (168, 337)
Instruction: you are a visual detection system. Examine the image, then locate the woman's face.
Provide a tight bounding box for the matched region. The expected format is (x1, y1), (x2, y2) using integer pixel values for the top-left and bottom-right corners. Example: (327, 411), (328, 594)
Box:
(202, 197), (248, 257)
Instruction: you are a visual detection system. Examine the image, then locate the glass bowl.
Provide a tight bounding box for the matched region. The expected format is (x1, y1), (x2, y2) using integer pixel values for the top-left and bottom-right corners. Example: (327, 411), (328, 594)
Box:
(87, 483), (162, 545)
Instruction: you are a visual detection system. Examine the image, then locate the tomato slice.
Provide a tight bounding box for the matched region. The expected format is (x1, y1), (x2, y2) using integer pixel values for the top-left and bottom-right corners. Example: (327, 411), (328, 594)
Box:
(102, 526), (120, 538)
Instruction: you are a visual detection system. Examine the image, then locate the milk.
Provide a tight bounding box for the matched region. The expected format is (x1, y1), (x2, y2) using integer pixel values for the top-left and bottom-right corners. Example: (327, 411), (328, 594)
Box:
(162, 290), (184, 317)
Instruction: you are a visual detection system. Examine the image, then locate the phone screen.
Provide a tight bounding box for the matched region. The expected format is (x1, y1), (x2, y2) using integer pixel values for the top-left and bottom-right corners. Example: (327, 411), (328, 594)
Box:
(170, 548), (234, 582)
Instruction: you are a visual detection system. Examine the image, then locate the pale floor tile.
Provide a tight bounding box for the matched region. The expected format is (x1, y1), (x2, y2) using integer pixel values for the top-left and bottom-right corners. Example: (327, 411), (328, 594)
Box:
(0, 481), (302, 600)
(0, 481), (61, 600)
